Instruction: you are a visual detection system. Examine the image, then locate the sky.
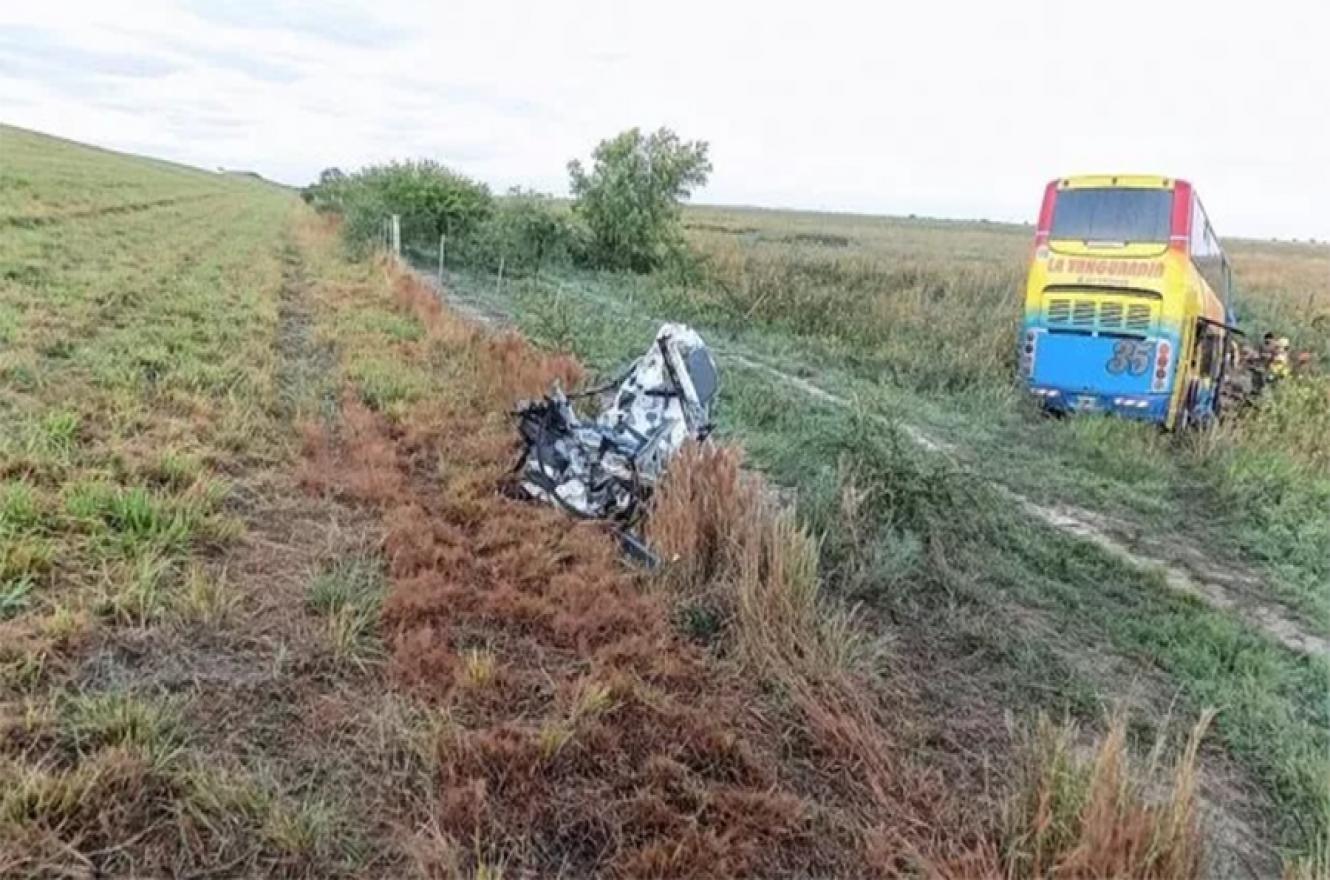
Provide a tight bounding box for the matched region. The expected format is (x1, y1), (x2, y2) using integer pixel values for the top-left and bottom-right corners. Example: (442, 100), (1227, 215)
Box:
(2, 1), (1328, 239)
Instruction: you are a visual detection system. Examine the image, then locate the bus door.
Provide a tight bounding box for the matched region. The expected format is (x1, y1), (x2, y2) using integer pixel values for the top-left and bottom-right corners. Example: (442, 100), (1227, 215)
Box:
(1186, 320), (1227, 423)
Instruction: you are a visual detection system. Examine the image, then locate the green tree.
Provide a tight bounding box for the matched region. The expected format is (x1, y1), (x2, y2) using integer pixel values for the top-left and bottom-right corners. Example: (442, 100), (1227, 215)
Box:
(567, 127), (711, 272)
(359, 159), (492, 245)
(488, 188), (582, 272)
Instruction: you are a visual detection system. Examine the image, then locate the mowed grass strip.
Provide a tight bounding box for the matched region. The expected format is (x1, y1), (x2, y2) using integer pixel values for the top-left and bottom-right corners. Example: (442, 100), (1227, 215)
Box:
(0, 124), (237, 224)
(0, 192), (290, 649)
(0, 128), (410, 876)
(0, 140), (289, 621)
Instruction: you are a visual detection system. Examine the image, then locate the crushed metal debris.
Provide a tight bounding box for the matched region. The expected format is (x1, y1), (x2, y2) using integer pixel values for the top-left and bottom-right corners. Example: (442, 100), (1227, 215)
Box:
(511, 323), (718, 561)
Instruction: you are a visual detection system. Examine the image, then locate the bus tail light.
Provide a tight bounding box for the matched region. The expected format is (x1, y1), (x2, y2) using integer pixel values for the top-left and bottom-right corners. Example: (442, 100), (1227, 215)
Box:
(1152, 340), (1171, 392)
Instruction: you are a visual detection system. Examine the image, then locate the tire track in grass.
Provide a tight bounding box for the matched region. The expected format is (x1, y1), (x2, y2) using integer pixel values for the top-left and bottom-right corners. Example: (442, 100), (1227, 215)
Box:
(1020, 501), (1330, 659)
(731, 343), (1328, 658)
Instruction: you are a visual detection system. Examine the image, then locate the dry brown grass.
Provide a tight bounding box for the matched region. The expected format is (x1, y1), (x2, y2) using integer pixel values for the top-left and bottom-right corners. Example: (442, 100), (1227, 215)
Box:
(997, 711), (1213, 879)
(1283, 838), (1330, 880)
(301, 270), (881, 877)
(646, 443), (861, 677)
(683, 216), (1024, 393)
(646, 442), (964, 867)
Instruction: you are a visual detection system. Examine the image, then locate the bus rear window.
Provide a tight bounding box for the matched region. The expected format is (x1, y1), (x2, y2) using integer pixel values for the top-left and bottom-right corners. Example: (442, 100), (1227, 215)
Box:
(1050, 188), (1173, 244)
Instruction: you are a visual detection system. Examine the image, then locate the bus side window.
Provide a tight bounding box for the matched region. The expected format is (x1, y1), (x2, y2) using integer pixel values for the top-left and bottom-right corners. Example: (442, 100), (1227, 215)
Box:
(1191, 199), (1208, 259)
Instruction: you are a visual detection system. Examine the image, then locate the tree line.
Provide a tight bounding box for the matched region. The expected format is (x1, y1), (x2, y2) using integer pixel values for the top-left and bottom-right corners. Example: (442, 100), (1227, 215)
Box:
(302, 127), (711, 275)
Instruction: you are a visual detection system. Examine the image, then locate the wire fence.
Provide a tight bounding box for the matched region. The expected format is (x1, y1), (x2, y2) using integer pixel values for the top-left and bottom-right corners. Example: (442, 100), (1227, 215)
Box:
(383, 213), (516, 300)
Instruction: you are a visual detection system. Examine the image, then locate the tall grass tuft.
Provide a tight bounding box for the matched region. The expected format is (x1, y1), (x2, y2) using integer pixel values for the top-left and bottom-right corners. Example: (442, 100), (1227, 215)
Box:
(646, 442), (860, 678)
(1003, 711), (1213, 879)
(646, 442), (909, 826)
(1282, 827), (1330, 880)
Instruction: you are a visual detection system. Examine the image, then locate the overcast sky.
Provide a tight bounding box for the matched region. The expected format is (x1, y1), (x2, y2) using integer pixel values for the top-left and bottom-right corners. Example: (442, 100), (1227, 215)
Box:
(3, 1), (1327, 239)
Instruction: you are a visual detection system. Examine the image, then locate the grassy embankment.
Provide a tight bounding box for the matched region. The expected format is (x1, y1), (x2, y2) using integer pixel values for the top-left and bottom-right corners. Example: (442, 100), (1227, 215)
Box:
(428, 203), (1330, 863)
(0, 124), (531, 875)
(0, 123), (419, 875)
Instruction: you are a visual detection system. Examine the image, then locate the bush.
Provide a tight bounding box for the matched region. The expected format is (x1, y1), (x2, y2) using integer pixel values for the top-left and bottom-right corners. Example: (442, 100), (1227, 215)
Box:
(568, 127), (711, 273)
(302, 160), (493, 255)
(460, 188), (583, 274)
(301, 167), (348, 212)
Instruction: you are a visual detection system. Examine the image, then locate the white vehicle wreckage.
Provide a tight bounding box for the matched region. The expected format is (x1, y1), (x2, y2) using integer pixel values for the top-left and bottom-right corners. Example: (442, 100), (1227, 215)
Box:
(510, 323), (719, 561)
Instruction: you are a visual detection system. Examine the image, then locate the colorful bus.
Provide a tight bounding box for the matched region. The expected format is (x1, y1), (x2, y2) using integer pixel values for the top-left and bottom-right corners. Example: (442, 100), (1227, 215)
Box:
(1020, 175), (1236, 429)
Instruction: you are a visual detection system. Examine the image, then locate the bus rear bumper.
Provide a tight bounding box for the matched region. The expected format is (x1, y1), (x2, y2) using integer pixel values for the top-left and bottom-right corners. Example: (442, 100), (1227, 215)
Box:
(1028, 387), (1169, 423)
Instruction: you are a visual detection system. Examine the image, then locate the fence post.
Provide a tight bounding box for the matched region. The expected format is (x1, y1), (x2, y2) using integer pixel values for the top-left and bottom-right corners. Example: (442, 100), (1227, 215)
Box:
(438, 233), (446, 283)
(496, 254), (505, 297)
(390, 214), (401, 259)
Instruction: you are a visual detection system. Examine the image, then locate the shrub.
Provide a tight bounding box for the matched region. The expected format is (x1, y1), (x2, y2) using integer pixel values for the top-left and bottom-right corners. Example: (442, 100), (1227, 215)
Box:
(302, 167), (348, 211)
(304, 160), (493, 255)
(461, 188), (583, 274)
(568, 127), (711, 272)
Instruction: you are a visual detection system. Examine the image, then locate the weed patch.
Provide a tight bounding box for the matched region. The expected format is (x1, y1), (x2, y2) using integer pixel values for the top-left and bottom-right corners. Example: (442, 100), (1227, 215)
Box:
(1000, 712), (1211, 879)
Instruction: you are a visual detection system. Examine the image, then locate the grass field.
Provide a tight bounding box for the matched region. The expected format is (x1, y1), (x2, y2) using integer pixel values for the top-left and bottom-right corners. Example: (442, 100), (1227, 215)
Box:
(3, 122), (1328, 877)
(680, 207), (1330, 635)
(430, 202), (1330, 869)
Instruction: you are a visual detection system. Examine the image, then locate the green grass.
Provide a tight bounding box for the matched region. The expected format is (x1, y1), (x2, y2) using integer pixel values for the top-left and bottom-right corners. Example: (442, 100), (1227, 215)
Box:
(307, 556), (386, 666)
(0, 125), (238, 224)
(347, 355), (432, 411)
(337, 305), (424, 343)
(677, 207), (1330, 632)
(0, 576), (34, 620)
(306, 556), (385, 615)
(0, 125), (499, 877)
(0, 124), (289, 619)
(0, 124), (379, 874)
(7, 118), (1325, 870)
(61, 691), (186, 767)
(0, 687), (364, 875)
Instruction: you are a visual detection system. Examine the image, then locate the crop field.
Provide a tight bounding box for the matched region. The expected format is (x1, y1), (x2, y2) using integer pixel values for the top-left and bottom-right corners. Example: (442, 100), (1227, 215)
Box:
(3, 121), (1328, 878)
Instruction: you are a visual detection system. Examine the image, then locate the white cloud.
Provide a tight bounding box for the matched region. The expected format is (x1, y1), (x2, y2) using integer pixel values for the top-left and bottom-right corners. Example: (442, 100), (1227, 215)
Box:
(1, 0), (1327, 238)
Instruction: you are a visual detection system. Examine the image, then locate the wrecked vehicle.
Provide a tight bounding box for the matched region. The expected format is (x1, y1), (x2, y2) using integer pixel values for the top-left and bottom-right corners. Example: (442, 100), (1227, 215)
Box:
(511, 323), (718, 554)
